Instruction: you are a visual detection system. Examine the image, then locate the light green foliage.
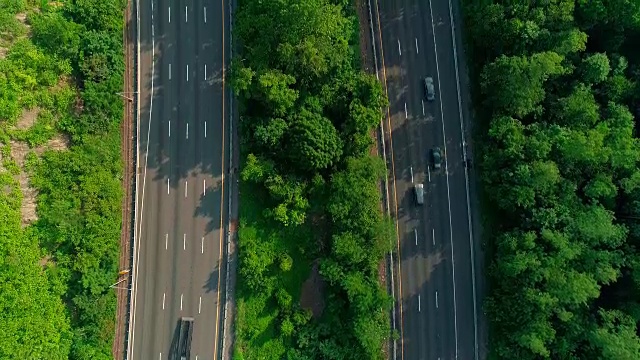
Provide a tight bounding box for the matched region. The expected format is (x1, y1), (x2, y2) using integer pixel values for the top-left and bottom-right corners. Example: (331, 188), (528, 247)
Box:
(481, 52), (565, 118)
(465, 0), (640, 358)
(0, 1), (126, 359)
(255, 70), (299, 117)
(0, 38), (72, 124)
(553, 83), (599, 127)
(0, 169), (71, 359)
(581, 53), (611, 84)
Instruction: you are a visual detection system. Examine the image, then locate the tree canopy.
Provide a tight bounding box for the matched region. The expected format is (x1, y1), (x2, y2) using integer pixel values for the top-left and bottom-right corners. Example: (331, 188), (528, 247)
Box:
(465, 0), (640, 358)
(233, 0), (392, 359)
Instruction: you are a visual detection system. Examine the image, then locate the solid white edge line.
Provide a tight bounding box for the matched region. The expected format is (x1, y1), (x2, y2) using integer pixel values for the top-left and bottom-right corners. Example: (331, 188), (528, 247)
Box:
(129, 0), (151, 355)
(221, 0), (235, 357)
(447, 0), (479, 357)
(428, 0), (459, 356)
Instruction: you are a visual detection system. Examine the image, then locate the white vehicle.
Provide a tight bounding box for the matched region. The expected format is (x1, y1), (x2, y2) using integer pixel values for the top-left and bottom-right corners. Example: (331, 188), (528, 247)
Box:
(414, 183), (424, 206)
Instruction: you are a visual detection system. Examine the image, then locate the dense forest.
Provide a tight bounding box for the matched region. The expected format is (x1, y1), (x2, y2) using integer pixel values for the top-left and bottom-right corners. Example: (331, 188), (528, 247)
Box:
(463, 0), (640, 358)
(0, 0), (124, 358)
(231, 0), (393, 358)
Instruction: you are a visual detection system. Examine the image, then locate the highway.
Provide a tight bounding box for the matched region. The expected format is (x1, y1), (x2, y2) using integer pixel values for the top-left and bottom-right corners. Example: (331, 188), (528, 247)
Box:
(371, 0), (484, 359)
(129, 0), (230, 359)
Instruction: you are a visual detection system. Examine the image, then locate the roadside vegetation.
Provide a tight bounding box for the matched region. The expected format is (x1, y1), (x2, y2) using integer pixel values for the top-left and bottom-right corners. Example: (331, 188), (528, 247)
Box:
(0, 0), (124, 358)
(230, 0), (394, 358)
(463, 0), (640, 358)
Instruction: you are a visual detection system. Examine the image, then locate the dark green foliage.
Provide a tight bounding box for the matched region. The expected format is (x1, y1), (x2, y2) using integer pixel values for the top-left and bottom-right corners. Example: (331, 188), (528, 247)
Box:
(233, 0), (391, 358)
(464, 0), (640, 358)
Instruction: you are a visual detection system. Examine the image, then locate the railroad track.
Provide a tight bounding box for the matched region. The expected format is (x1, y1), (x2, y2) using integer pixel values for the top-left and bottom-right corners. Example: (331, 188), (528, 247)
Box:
(113, 0), (135, 359)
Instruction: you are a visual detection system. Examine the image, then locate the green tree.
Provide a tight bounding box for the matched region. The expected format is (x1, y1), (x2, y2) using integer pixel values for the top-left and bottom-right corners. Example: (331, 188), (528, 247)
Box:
(588, 309), (640, 359)
(481, 52), (565, 118)
(255, 70), (299, 117)
(29, 11), (82, 60)
(63, 0), (126, 32)
(552, 83), (600, 128)
(580, 53), (610, 84)
(288, 108), (343, 172)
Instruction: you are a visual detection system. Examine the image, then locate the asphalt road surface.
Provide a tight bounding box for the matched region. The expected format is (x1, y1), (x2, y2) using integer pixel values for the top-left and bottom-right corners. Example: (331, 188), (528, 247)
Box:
(129, 0), (230, 359)
(372, 0), (485, 359)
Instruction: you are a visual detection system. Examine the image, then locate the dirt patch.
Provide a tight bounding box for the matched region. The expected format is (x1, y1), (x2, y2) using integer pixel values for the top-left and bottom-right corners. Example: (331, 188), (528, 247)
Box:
(229, 219), (238, 232)
(14, 13), (31, 36)
(299, 260), (326, 318)
(17, 107), (40, 129)
(39, 254), (52, 268)
(355, 0), (375, 74)
(7, 129), (68, 227)
(15, 13), (27, 23)
(45, 133), (70, 152)
(9, 140), (37, 226)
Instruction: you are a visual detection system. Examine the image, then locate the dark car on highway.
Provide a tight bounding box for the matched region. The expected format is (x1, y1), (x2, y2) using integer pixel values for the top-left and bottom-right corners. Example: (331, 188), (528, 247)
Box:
(178, 317), (194, 360)
(431, 147), (442, 170)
